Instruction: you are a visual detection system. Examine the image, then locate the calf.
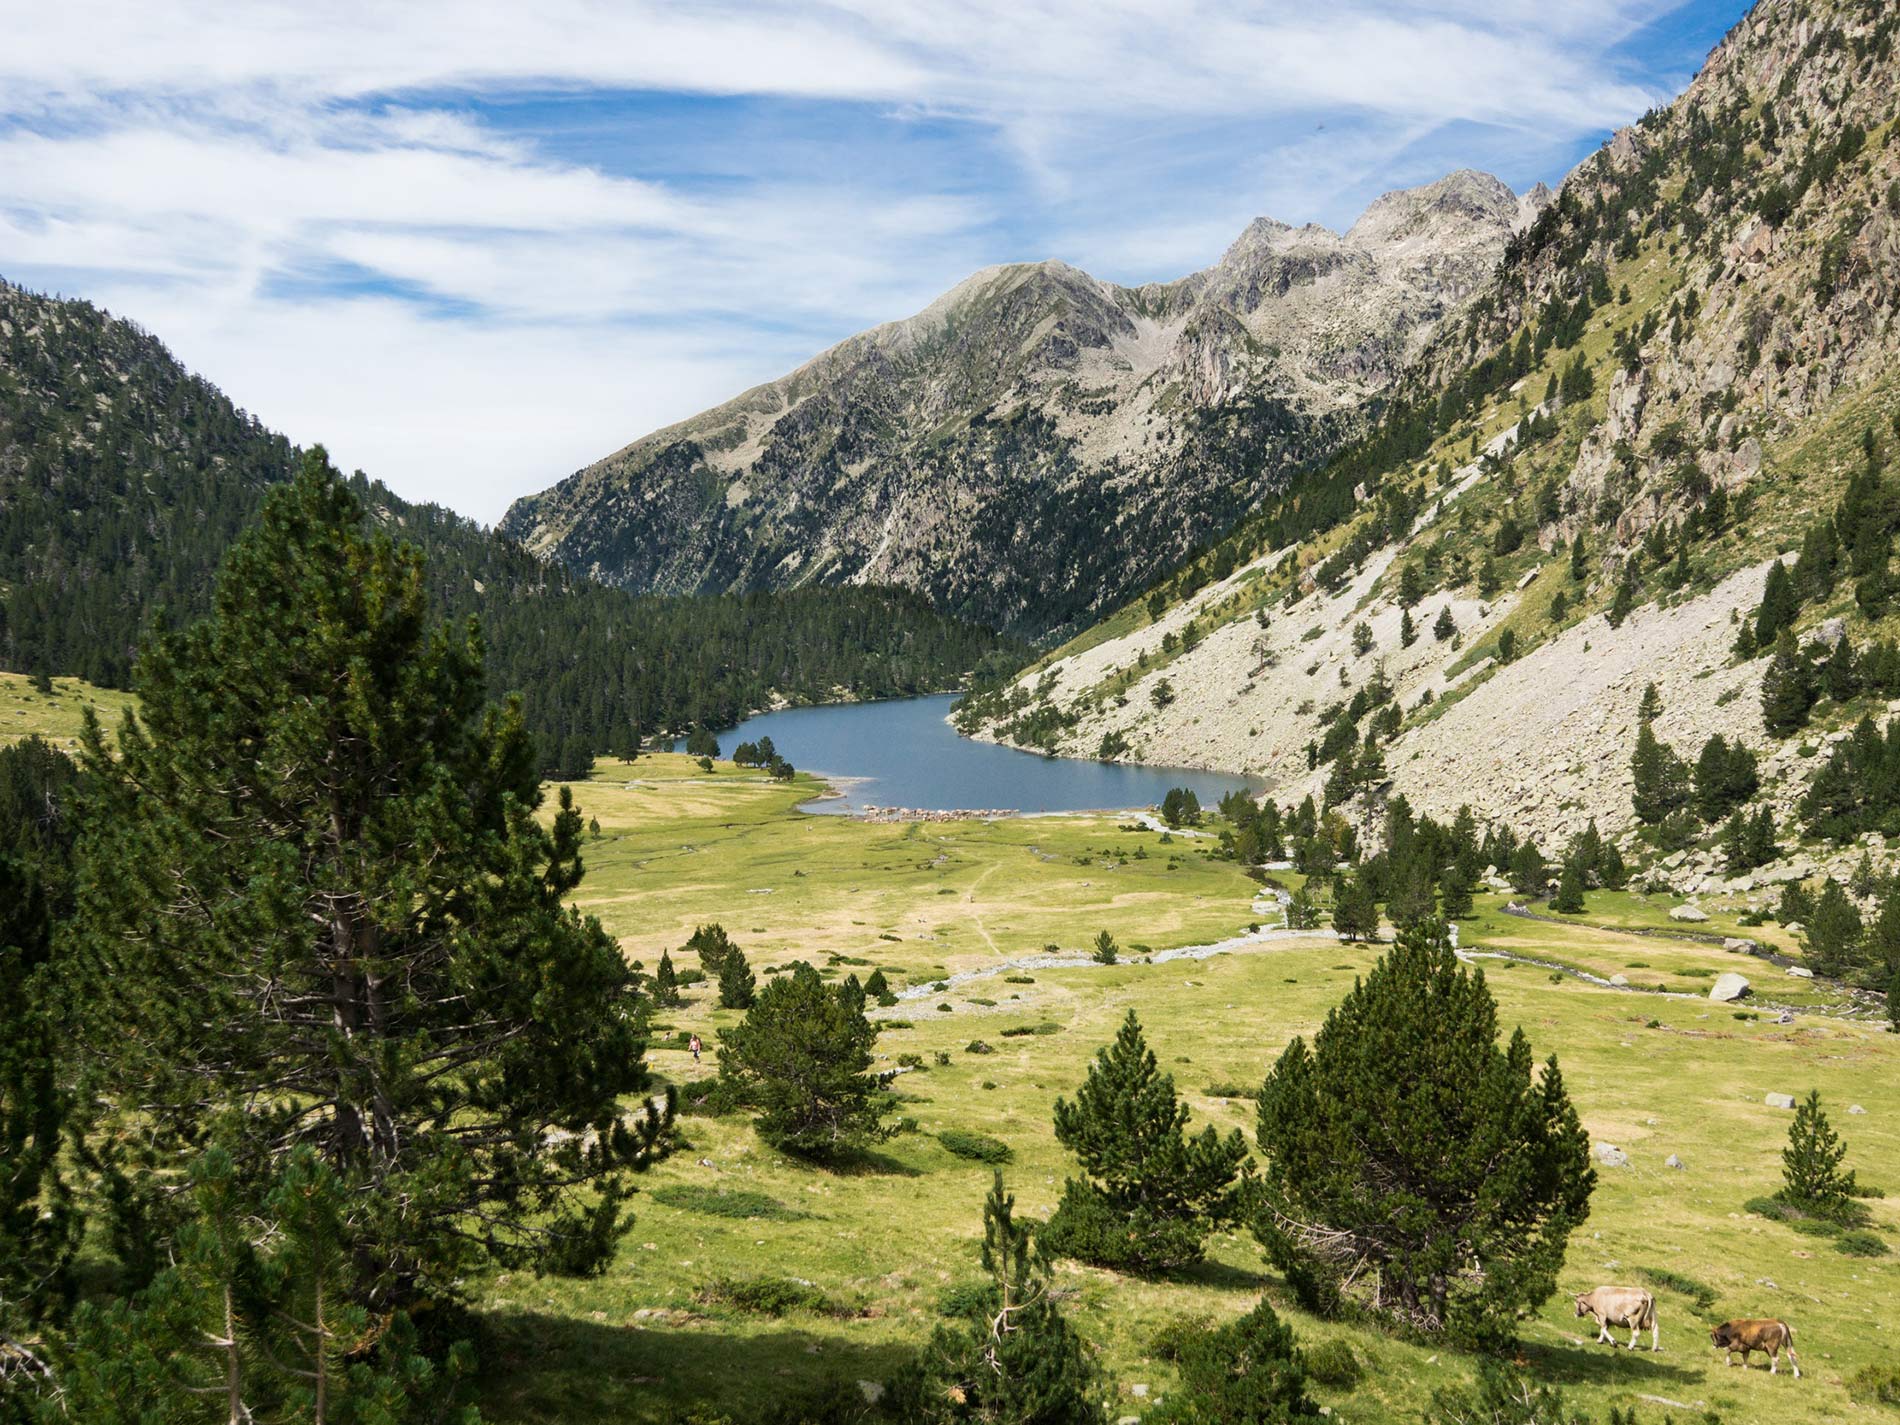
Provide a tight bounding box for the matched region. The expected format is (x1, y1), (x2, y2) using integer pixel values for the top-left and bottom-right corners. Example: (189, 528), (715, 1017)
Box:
(1573, 1286), (1659, 1351)
(1711, 1319), (1800, 1377)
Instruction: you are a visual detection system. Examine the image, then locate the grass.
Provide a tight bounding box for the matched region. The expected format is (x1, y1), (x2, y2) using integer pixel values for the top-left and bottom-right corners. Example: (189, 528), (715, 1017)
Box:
(0, 670), (137, 751)
(479, 760), (1900, 1423)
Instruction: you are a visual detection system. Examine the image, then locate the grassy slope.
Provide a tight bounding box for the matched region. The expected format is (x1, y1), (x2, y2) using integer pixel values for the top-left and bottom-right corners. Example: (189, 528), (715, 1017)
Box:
(487, 758), (1900, 1424)
(0, 670), (135, 751)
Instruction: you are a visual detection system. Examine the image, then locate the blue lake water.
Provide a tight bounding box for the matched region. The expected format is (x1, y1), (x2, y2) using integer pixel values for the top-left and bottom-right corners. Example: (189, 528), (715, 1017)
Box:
(683, 694), (1265, 816)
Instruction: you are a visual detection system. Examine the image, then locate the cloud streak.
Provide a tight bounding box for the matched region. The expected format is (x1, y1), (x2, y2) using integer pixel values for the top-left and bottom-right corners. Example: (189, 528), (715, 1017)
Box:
(0, 0), (1741, 521)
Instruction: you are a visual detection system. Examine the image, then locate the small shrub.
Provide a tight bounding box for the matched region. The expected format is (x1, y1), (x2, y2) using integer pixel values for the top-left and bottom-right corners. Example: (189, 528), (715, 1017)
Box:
(1638, 1266), (1717, 1312)
(1848, 1362), (1900, 1406)
(937, 1003), (953, 1013)
(964, 1040), (995, 1055)
(999, 1022), (1062, 1037)
(700, 1276), (847, 1317)
(1304, 1338), (1363, 1389)
(649, 1185), (806, 1221)
(1836, 1229), (1889, 1257)
(1148, 1313), (1214, 1361)
(935, 1281), (997, 1319)
(966, 996), (996, 1007)
(1003, 974), (1036, 984)
(897, 1052), (926, 1069)
(933, 1050), (951, 1067)
(1204, 1081), (1258, 1099)
(938, 1129), (1012, 1163)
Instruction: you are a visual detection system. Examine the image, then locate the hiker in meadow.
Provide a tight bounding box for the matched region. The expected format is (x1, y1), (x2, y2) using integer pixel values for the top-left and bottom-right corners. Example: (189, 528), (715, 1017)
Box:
(690, 1033), (702, 1064)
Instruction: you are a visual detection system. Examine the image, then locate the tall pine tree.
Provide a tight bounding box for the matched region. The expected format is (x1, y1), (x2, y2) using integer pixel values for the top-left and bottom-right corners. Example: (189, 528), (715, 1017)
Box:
(68, 450), (671, 1309)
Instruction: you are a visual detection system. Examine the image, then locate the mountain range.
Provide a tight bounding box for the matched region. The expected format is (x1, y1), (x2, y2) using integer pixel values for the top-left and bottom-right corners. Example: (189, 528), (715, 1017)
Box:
(501, 172), (1549, 640)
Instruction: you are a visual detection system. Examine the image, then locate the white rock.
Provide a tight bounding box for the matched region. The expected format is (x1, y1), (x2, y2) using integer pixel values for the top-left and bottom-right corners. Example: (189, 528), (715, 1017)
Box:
(858, 1381), (886, 1405)
(1764, 1092), (1796, 1110)
(1670, 903), (1710, 922)
(1723, 937), (1755, 952)
(1666, 1154), (1685, 1169)
(1609, 973), (1630, 987)
(1594, 1142), (1630, 1168)
(1848, 1104), (1867, 1115)
(1786, 965), (1814, 979)
(1709, 972), (1750, 1001)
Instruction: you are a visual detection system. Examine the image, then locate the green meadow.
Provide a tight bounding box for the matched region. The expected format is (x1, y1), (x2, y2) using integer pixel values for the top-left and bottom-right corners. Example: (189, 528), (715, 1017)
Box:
(481, 755), (1900, 1424)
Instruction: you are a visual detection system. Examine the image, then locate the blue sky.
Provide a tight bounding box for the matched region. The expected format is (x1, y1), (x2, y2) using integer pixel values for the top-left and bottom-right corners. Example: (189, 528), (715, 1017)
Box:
(0, 0), (1750, 522)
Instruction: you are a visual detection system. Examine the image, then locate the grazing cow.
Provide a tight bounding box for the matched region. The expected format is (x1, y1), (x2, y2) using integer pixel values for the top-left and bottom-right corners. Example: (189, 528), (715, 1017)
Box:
(1711, 1319), (1800, 1377)
(1573, 1286), (1659, 1351)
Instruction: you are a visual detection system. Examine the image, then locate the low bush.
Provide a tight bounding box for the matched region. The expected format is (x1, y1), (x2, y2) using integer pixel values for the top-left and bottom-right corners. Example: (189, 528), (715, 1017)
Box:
(1204, 1081), (1257, 1099)
(999, 1022), (1062, 1037)
(896, 1052), (926, 1069)
(699, 1276), (850, 1318)
(1304, 1338), (1363, 1389)
(935, 1281), (996, 1319)
(1849, 1362), (1900, 1406)
(1836, 1229), (1889, 1257)
(937, 1129), (1012, 1164)
(1638, 1266), (1717, 1312)
(649, 1185), (806, 1221)
(964, 1040), (995, 1055)
(1148, 1314), (1214, 1362)
(1003, 974), (1036, 984)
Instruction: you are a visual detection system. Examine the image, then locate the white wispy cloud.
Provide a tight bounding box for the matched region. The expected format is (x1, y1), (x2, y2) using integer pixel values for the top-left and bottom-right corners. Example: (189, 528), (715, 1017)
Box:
(0, 0), (1724, 521)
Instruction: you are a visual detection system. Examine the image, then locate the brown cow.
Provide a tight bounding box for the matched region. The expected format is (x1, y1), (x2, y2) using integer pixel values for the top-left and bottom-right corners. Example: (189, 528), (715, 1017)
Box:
(1711, 1318), (1800, 1376)
(1573, 1286), (1659, 1350)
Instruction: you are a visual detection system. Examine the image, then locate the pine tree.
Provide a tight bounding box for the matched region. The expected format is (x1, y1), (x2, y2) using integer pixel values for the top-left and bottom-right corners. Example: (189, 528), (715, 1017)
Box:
(1331, 873), (1380, 943)
(1433, 606), (1455, 641)
(1045, 1011), (1249, 1274)
(1630, 721), (1690, 824)
(891, 1172), (1107, 1424)
(1092, 930), (1119, 965)
(1599, 839), (1629, 890)
(68, 451), (669, 1307)
(1147, 1299), (1322, 1424)
(1570, 531), (1588, 583)
(864, 967), (895, 1005)
(1436, 861), (1476, 919)
(716, 961), (890, 1159)
(1754, 559), (1799, 645)
(1638, 682), (1663, 723)
(1805, 880), (1865, 978)
(1387, 853), (1438, 931)
(1255, 920), (1592, 1347)
(685, 922), (740, 980)
(1399, 607), (1417, 648)
(655, 949), (681, 1007)
(0, 737), (84, 1339)
(1508, 841), (1549, 898)
(1552, 859), (1586, 914)
(717, 945), (758, 1010)
(1284, 885), (1321, 931)
(1607, 562), (1636, 628)
(1761, 630), (1817, 735)
(1779, 1090), (1857, 1218)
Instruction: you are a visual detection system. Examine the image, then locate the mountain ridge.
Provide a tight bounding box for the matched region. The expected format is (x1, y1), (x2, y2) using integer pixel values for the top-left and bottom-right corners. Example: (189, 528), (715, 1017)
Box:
(502, 169), (1549, 639)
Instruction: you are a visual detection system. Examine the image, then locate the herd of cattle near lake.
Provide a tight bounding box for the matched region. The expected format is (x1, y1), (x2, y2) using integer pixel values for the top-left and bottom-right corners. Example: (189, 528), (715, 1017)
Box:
(1573, 1286), (1802, 1377)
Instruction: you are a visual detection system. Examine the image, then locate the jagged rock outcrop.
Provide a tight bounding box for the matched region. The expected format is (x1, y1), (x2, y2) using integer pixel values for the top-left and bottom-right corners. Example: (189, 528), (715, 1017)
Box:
(502, 172), (1545, 639)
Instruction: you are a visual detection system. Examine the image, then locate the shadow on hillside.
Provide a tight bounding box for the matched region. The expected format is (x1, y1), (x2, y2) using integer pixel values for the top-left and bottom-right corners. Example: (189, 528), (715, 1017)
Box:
(1167, 1257), (1275, 1292)
(478, 1307), (909, 1423)
(1516, 1335), (1706, 1389)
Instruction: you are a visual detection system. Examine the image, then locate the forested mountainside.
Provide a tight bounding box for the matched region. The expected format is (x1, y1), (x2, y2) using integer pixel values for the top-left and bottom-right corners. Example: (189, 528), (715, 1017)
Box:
(0, 281), (1017, 767)
(503, 172), (1548, 641)
(967, 0), (1900, 893)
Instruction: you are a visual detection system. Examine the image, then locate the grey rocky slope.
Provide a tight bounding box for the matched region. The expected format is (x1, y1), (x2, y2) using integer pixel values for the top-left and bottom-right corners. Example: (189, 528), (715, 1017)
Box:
(965, 0), (1900, 896)
(502, 172), (1546, 640)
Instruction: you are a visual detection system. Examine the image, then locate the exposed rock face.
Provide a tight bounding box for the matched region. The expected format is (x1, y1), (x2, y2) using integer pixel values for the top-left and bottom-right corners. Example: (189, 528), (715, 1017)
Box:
(502, 172), (1545, 639)
(1709, 972), (1752, 1002)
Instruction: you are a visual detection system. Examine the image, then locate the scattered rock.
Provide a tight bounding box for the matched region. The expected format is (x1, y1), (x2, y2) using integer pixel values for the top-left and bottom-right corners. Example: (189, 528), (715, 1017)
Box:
(858, 1382), (885, 1405)
(1849, 1104), (1867, 1115)
(1708, 972), (1750, 1002)
(1665, 1154), (1685, 1170)
(1764, 1092), (1796, 1110)
(1723, 937), (1756, 952)
(1594, 1143), (1630, 1168)
(1130, 1384), (1149, 1399)
(1670, 903), (1710, 923)
(1609, 973), (1630, 987)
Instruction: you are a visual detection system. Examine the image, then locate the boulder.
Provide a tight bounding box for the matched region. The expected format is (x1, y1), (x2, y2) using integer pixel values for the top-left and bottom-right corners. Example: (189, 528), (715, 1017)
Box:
(1666, 1154), (1685, 1170)
(1723, 937), (1756, 952)
(1709, 972), (1750, 1002)
(1786, 965), (1814, 979)
(1671, 903), (1710, 923)
(1608, 973), (1630, 987)
(1849, 1104), (1867, 1115)
(858, 1382), (886, 1406)
(1594, 1142), (1630, 1168)
(1764, 1092), (1797, 1110)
